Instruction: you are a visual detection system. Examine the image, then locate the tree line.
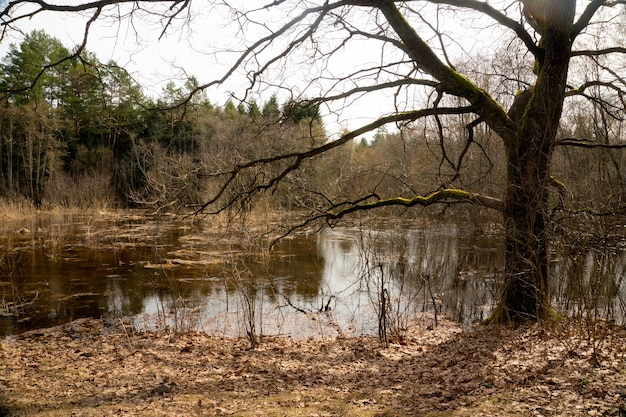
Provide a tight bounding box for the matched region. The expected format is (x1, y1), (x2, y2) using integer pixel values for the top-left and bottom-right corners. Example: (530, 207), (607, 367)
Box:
(0, 30), (331, 210)
(0, 30), (515, 215)
(1, 30), (623, 221)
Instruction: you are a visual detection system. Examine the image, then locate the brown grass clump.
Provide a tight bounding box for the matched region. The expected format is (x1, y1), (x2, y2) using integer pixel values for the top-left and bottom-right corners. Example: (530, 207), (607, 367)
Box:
(0, 197), (37, 221)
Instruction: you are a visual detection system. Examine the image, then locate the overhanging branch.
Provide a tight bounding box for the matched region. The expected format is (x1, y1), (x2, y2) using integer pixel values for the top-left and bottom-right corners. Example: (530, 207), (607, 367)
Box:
(571, 47), (626, 57)
(326, 188), (504, 220)
(374, 1), (516, 144)
(0, 0), (181, 24)
(196, 105), (476, 214)
(571, 0), (610, 38)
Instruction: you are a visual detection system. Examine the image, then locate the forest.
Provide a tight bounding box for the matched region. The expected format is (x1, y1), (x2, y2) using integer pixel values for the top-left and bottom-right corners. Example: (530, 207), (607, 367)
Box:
(0, 30), (325, 210)
(2, 30), (623, 221)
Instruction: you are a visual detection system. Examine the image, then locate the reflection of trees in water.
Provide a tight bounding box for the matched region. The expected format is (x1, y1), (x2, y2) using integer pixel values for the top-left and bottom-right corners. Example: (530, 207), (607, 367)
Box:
(322, 225), (504, 326)
(3, 214), (626, 336)
(151, 226), (626, 334)
(553, 239), (626, 322)
(0, 229), (174, 334)
(446, 230), (505, 324)
(266, 237), (325, 301)
(29, 246), (152, 321)
(338, 223), (626, 326)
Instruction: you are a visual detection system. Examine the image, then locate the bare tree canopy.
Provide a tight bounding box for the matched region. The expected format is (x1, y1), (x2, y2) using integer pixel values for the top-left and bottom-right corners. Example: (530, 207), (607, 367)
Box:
(1, 0), (625, 323)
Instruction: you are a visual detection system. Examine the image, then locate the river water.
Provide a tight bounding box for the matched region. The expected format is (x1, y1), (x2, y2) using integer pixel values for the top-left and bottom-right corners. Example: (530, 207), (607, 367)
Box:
(0, 211), (624, 337)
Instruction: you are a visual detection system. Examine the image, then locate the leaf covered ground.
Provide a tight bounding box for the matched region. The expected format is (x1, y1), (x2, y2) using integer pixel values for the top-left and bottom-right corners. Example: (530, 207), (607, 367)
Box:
(1, 318), (626, 416)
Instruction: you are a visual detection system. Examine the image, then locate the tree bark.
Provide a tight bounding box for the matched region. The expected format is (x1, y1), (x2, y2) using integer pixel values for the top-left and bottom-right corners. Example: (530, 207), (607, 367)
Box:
(490, 0), (576, 323)
(495, 138), (552, 322)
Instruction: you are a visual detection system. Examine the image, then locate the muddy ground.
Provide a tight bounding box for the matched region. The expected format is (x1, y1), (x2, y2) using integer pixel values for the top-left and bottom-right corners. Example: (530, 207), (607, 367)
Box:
(1, 318), (626, 416)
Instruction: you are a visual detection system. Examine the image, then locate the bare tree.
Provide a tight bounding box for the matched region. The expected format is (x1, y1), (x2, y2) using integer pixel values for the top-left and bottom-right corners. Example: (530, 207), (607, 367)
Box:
(2, 0), (625, 323)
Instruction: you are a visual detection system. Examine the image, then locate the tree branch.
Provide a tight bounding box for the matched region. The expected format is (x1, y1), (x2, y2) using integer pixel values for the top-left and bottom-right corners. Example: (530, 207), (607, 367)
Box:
(326, 188), (504, 220)
(0, 0), (179, 24)
(182, 2), (349, 102)
(374, 1), (516, 145)
(571, 0), (608, 38)
(566, 80), (626, 96)
(196, 105), (476, 214)
(421, 0), (542, 60)
(557, 138), (626, 149)
(305, 78), (440, 108)
(571, 47), (626, 57)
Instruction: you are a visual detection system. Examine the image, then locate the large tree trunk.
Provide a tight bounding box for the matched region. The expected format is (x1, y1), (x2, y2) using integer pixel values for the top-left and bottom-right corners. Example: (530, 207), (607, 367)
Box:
(489, 0), (576, 323)
(495, 136), (552, 322)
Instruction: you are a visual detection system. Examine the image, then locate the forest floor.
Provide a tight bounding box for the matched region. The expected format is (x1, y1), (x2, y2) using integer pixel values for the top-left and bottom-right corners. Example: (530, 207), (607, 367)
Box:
(2, 318), (626, 416)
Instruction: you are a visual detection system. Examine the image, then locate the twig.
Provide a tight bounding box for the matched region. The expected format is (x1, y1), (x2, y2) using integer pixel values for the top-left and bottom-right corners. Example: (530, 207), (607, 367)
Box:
(118, 317), (135, 349)
(282, 294), (310, 315)
(424, 274), (439, 327)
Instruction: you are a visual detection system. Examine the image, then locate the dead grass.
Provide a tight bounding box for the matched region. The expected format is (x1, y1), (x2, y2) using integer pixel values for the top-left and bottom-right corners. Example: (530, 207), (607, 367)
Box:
(1, 318), (626, 416)
(0, 197), (37, 221)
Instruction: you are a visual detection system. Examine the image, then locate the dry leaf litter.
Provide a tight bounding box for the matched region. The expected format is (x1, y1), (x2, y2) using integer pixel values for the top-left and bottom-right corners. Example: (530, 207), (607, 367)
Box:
(1, 318), (626, 416)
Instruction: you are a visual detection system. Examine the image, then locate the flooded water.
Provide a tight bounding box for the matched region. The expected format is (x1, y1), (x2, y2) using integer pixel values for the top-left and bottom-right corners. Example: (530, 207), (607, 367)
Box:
(1, 211), (624, 338)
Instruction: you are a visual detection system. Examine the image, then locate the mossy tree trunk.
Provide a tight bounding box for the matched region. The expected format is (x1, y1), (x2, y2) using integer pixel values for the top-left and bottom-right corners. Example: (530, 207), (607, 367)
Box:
(492, 0), (575, 322)
(378, 0), (576, 323)
(496, 134), (553, 322)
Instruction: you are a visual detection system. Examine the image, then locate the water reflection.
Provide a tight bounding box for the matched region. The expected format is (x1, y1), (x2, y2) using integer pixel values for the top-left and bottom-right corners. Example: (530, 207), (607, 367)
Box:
(325, 225), (505, 329)
(552, 239), (626, 321)
(1, 212), (625, 337)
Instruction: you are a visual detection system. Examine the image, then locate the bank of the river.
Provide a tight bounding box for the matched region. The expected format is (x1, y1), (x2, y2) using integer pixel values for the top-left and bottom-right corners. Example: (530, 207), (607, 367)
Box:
(1, 318), (625, 416)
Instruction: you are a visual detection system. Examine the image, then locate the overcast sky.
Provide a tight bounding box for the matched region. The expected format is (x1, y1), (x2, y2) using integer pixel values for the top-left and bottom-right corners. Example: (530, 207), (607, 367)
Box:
(0, 2), (522, 137)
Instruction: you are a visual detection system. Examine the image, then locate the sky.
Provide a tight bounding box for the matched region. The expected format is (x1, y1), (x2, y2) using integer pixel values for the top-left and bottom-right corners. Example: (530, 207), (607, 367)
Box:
(0, 0), (588, 138)
(0, 1), (498, 137)
(1, 3), (235, 94)
(0, 4), (356, 135)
